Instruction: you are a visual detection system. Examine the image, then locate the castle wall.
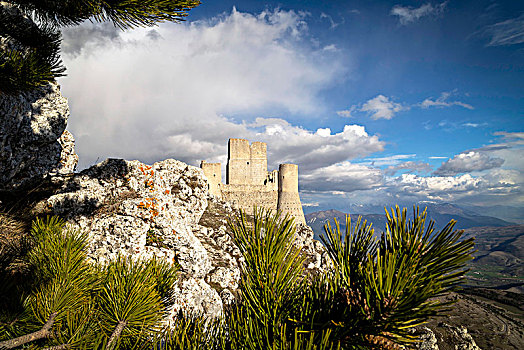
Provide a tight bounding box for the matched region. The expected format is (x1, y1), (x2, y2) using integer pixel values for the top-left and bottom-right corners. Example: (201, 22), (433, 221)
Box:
(221, 184), (278, 214)
(200, 161), (222, 197)
(277, 164), (306, 224)
(249, 142), (268, 185)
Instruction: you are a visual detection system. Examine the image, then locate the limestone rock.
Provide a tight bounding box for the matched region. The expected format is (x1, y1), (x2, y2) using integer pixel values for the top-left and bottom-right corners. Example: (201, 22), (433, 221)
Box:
(168, 277), (223, 324)
(0, 82), (77, 190)
(441, 324), (481, 350)
(295, 224), (330, 272)
(412, 323), (482, 350)
(34, 156), (325, 319)
(413, 327), (439, 350)
(40, 158), (223, 317)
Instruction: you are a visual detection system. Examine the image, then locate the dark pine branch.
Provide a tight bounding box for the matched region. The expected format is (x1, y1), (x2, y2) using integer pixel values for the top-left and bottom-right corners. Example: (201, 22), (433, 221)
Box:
(106, 320), (127, 350)
(0, 312), (57, 349)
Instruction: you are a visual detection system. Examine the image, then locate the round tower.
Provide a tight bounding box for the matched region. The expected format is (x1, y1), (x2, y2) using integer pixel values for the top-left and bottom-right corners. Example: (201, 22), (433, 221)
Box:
(277, 164), (305, 225)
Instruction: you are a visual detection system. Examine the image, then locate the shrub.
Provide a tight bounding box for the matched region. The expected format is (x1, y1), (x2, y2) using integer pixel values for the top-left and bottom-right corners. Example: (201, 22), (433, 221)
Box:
(225, 206), (474, 349)
(0, 217), (179, 349)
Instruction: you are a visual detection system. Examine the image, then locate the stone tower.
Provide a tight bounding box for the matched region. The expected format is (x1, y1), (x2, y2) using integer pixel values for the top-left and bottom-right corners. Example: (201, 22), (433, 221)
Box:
(277, 164), (306, 225)
(200, 161), (222, 197)
(226, 138), (268, 185)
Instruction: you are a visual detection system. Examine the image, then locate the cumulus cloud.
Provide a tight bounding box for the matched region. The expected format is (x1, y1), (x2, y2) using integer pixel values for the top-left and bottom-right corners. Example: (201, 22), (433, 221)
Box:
(482, 13), (524, 46)
(390, 1), (447, 25)
(384, 161), (432, 176)
(433, 151), (504, 176)
(360, 95), (407, 120)
(59, 8), (349, 169)
(420, 92), (474, 110)
(338, 91), (470, 121)
(301, 131), (523, 207)
(248, 119), (385, 172)
(300, 162), (384, 192)
(387, 169), (522, 204)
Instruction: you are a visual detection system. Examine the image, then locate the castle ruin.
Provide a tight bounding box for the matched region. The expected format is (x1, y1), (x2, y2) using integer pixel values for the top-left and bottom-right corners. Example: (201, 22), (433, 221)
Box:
(200, 139), (306, 225)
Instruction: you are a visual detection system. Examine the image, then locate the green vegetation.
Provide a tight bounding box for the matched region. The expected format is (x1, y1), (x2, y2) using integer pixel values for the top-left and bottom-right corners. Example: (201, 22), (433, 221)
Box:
(0, 0), (201, 94)
(0, 206), (474, 348)
(0, 216), (179, 349)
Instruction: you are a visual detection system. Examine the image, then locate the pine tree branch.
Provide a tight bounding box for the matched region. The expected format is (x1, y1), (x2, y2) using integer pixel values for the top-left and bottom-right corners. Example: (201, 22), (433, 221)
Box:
(0, 312), (57, 349)
(106, 320), (127, 350)
(43, 344), (70, 350)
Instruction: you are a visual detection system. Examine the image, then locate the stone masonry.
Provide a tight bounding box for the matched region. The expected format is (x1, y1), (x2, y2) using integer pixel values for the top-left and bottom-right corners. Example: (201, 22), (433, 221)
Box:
(200, 139), (306, 224)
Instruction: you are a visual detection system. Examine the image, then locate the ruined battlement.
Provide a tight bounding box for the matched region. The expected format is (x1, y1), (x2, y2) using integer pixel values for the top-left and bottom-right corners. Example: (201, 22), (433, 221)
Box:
(201, 139), (305, 224)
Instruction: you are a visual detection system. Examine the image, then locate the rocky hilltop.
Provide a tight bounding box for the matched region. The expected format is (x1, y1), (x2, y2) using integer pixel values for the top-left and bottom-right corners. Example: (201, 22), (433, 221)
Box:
(24, 157), (324, 323)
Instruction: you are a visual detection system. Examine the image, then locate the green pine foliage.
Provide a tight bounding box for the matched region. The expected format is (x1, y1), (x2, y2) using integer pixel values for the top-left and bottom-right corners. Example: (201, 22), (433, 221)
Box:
(223, 206), (474, 349)
(0, 206), (474, 349)
(0, 216), (179, 349)
(0, 0), (201, 94)
(226, 209), (306, 349)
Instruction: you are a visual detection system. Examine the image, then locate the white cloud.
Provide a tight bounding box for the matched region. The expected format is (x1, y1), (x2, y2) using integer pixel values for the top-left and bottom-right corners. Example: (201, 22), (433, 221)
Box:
(420, 92), (474, 110)
(61, 22), (122, 57)
(336, 105), (357, 118)
(300, 131), (523, 207)
(493, 131), (524, 141)
(320, 12), (344, 29)
(433, 151), (504, 176)
(462, 122), (486, 128)
(301, 162), (384, 192)
(384, 161), (432, 175)
(248, 119), (385, 171)
(337, 91), (471, 121)
(302, 202), (320, 207)
(361, 154), (415, 167)
(59, 9), (346, 169)
(390, 2), (448, 25)
(482, 13), (524, 46)
(360, 94), (407, 120)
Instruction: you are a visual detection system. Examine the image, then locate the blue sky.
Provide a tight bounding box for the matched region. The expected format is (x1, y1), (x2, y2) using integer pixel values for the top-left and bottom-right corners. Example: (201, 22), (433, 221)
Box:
(58, 1), (523, 212)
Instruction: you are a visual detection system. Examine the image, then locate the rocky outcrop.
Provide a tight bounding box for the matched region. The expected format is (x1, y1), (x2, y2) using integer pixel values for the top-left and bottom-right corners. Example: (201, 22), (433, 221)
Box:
(0, 82), (78, 190)
(295, 223), (330, 272)
(412, 323), (482, 350)
(36, 158), (225, 320)
(32, 157), (328, 321)
(413, 327), (439, 350)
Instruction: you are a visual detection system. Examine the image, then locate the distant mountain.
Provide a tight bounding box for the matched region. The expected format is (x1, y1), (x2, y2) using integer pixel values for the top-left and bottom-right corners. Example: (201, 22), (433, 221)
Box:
(422, 202), (514, 228)
(305, 210), (385, 240)
(306, 203), (515, 240)
(461, 204), (524, 225)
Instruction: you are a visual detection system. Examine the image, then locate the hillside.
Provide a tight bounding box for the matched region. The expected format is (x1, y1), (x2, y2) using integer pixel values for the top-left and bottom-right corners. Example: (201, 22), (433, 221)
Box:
(463, 225), (524, 292)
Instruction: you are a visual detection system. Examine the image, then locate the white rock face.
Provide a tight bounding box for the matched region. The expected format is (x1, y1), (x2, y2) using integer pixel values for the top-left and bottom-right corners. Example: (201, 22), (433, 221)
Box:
(295, 224), (330, 271)
(414, 327), (439, 350)
(0, 82), (77, 190)
(42, 158), (223, 319)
